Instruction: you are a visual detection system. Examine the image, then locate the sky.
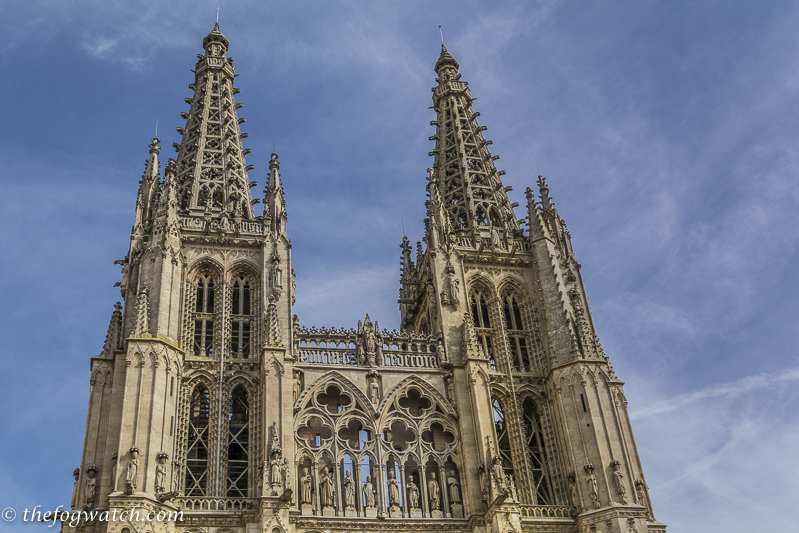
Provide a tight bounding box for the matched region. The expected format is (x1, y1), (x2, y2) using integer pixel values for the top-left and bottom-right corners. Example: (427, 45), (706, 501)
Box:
(0, 0), (797, 531)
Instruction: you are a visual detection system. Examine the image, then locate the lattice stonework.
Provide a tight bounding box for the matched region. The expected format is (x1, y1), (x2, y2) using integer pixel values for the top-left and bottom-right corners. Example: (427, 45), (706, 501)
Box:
(430, 46), (519, 235)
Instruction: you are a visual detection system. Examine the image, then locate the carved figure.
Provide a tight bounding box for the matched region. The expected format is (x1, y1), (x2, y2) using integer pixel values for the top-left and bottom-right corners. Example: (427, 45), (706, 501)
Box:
(568, 473), (580, 509)
(320, 466), (335, 507)
(71, 468), (80, 509)
(84, 467), (97, 509)
(635, 480), (653, 520)
(293, 372), (301, 402)
(585, 464), (600, 509)
(491, 455), (505, 488)
(126, 448), (139, 489)
(611, 461), (627, 504)
(270, 450), (282, 487)
(407, 478), (419, 509)
(478, 465), (488, 501)
(300, 467), (313, 504)
(447, 471), (461, 504)
(344, 470), (356, 508)
(436, 343), (446, 366)
(428, 471), (440, 510)
(155, 454), (167, 493)
(369, 379), (380, 405)
(490, 227), (502, 248)
(363, 475), (376, 507)
(387, 470), (400, 507)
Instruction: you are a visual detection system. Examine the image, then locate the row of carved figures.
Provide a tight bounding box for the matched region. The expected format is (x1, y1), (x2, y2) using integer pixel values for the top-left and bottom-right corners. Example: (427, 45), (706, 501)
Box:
(298, 467), (461, 515)
(569, 462), (652, 520)
(71, 448), (174, 511)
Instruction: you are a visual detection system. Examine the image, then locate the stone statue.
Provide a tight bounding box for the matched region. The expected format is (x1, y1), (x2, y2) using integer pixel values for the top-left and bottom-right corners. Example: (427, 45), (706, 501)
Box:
(155, 454), (167, 494)
(407, 478), (419, 509)
(585, 464), (600, 509)
(365, 328), (376, 354)
(447, 471), (461, 504)
(387, 470), (400, 507)
(126, 448), (139, 489)
(478, 465), (488, 501)
(84, 467), (97, 510)
(436, 343), (446, 366)
(344, 470), (356, 508)
(611, 461), (628, 504)
(490, 227), (502, 248)
(568, 473), (580, 509)
(70, 468), (80, 509)
(635, 480), (653, 520)
(320, 466), (335, 508)
(300, 467), (313, 504)
(293, 372), (301, 402)
(428, 471), (440, 510)
(491, 455), (505, 488)
(363, 475), (375, 507)
(270, 450), (283, 487)
(369, 379), (380, 405)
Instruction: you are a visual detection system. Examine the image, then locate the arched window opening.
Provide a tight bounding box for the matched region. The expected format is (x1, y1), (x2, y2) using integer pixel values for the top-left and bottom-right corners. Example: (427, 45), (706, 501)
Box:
(492, 397), (515, 483)
(470, 290), (496, 370)
(185, 385), (210, 496)
(193, 274), (216, 357)
(503, 292), (531, 373)
(523, 399), (554, 504)
(230, 276), (252, 358)
(227, 386), (249, 497)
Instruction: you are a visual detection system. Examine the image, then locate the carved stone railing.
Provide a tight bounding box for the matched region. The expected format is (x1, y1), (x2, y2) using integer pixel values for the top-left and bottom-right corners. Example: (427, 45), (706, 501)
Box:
(176, 497), (255, 512)
(518, 505), (574, 519)
(296, 326), (439, 369)
(179, 216), (262, 235)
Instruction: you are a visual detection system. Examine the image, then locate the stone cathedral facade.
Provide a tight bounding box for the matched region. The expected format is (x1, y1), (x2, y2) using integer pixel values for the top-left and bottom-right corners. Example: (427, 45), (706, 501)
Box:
(66, 24), (666, 533)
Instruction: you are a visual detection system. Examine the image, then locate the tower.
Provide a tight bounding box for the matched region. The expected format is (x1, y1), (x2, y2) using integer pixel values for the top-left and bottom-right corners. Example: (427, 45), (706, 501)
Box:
(66, 28), (665, 533)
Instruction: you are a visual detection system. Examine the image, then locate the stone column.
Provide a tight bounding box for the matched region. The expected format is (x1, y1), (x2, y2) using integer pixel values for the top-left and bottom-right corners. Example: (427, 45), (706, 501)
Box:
(439, 464), (450, 518)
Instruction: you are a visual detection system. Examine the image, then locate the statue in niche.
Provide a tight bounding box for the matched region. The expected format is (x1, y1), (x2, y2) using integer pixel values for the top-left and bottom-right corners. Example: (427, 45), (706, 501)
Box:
(126, 448), (139, 490)
(293, 372), (302, 402)
(344, 470), (356, 508)
(635, 480), (653, 520)
(610, 461), (627, 504)
(491, 455), (505, 488)
(369, 378), (380, 405)
(490, 227), (502, 249)
(320, 466), (335, 508)
(568, 473), (580, 509)
(363, 475), (375, 508)
(585, 464), (600, 509)
(446, 376), (456, 409)
(84, 467), (97, 510)
(70, 468), (80, 509)
(427, 471), (440, 510)
(218, 211), (230, 233)
(478, 465), (488, 501)
(437, 342), (446, 366)
(270, 449), (283, 487)
(155, 454), (167, 494)
(407, 477), (419, 509)
(387, 470), (400, 508)
(365, 327), (376, 354)
(447, 471), (461, 504)
(300, 467), (313, 504)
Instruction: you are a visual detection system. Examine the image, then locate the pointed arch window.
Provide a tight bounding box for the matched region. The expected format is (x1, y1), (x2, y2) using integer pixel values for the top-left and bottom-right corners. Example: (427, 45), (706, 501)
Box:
(503, 292), (531, 373)
(491, 397), (515, 482)
(523, 399), (554, 505)
(227, 386), (249, 497)
(194, 274), (216, 357)
(470, 290), (497, 370)
(185, 385), (210, 496)
(230, 276), (252, 358)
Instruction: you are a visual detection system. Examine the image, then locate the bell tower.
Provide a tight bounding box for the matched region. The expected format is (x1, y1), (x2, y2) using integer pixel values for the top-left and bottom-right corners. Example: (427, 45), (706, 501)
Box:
(398, 45), (665, 533)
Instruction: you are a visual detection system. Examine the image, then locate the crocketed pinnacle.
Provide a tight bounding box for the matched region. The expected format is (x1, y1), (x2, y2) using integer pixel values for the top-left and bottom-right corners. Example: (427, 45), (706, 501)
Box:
(428, 45), (519, 236)
(172, 24), (255, 220)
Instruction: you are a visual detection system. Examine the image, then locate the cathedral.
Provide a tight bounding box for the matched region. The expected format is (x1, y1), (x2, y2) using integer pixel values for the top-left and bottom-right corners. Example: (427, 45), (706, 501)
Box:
(67, 24), (666, 533)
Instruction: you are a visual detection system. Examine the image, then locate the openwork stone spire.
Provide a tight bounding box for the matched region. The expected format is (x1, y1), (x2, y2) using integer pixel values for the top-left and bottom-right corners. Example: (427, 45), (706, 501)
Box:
(173, 23), (256, 219)
(429, 45), (519, 236)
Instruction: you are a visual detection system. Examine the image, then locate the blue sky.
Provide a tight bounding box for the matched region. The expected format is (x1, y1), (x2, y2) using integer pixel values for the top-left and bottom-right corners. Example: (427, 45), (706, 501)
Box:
(1, 1), (797, 531)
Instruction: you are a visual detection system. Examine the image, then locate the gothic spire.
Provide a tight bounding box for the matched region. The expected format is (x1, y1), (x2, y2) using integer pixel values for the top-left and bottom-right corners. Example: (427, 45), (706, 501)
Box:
(172, 23), (256, 220)
(429, 45), (520, 237)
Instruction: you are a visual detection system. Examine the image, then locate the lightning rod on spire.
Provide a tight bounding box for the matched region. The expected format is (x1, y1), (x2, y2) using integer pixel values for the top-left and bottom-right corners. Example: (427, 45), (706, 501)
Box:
(439, 25), (444, 45)
(155, 120), (158, 138)
(216, 7), (219, 23)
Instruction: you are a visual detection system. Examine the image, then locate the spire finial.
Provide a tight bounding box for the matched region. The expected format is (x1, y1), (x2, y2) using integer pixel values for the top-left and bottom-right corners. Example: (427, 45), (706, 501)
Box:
(439, 25), (444, 46)
(216, 6), (219, 23)
(155, 120), (158, 138)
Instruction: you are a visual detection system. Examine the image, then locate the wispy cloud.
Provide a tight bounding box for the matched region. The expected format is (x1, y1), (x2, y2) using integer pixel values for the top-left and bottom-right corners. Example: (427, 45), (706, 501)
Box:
(632, 366), (799, 420)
